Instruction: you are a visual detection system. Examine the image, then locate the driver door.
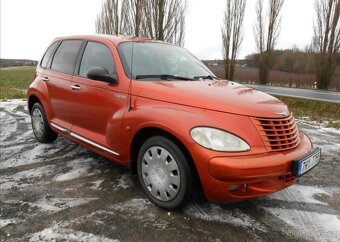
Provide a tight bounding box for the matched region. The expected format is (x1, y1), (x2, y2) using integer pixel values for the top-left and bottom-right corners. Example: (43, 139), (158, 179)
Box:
(70, 40), (127, 155)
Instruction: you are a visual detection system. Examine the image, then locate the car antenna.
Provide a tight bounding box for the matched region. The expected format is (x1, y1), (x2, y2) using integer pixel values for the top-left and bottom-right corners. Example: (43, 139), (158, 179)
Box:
(128, 43), (134, 112)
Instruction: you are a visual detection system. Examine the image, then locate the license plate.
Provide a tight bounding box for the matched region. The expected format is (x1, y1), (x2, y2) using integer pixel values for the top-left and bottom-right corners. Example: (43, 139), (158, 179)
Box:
(293, 147), (321, 177)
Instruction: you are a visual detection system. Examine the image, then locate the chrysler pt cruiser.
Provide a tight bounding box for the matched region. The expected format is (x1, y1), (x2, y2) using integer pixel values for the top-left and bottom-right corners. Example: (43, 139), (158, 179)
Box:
(27, 35), (321, 209)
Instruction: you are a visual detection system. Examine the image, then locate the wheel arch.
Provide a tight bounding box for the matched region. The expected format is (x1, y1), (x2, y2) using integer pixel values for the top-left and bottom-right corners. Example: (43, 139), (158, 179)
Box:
(129, 126), (204, 198)
(130, 127), (193, 174)
(28, 95), (42, 114)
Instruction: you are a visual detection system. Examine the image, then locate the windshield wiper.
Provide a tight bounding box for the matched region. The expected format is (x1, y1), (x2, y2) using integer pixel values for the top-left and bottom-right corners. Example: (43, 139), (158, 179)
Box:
(135, 74), (194, 81)
(193, 75), (219, 80)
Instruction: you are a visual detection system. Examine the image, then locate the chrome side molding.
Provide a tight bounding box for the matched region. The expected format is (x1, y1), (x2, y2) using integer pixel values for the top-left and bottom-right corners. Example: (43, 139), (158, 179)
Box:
(50, 122), (119, 156)
(50, 122), (70, 133)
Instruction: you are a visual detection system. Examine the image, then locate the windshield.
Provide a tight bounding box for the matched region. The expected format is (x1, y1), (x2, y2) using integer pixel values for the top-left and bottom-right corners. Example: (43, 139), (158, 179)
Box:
(118, 42), (215, 80)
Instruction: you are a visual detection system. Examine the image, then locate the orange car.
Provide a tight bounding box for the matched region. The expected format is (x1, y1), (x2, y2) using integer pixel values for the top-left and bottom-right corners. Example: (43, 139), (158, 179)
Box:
(27, 35), (321, 209)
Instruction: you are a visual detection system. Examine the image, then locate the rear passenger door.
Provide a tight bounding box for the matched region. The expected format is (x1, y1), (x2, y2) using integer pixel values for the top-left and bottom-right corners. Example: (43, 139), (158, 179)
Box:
(70, 41), (127, 154)
(43, 40), (83, 130)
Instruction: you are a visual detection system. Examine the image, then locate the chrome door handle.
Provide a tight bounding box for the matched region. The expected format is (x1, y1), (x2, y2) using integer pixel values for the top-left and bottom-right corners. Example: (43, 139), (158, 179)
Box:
(42, 76), (49, 82)
(70, 85), (81, 91)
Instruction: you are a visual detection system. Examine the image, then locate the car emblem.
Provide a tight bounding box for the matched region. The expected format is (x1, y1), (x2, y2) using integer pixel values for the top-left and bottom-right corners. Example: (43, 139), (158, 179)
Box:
(275, 111), (288, 116)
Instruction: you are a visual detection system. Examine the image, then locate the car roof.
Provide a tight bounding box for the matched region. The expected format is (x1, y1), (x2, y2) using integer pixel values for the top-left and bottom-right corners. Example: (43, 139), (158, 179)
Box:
(55, 34), (166, 46)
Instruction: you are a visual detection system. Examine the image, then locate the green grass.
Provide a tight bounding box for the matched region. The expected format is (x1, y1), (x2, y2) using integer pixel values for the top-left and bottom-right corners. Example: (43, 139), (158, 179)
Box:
(0, 66), (36, 99)
(275, 96), (340, 128)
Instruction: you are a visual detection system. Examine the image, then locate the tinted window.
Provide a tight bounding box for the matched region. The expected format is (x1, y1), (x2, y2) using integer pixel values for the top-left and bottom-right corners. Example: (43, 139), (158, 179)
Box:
(79, 42), (116, 77)
(41, 42), (59, 68)
(51, 40), (83, 74)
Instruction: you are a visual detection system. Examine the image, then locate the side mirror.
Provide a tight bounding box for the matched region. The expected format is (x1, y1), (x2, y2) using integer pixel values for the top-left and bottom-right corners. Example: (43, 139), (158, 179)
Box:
(87, 66), (117, 83)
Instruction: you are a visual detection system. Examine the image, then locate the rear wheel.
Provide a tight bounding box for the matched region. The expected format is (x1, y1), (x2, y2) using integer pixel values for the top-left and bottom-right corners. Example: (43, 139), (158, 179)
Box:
(137, 136), (193, 210)
(31, 102), (58, 143)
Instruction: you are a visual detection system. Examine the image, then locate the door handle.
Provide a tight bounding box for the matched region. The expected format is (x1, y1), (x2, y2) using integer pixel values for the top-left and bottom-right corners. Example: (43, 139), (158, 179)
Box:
(42, 76), (49, 82)
(70, 84), (81, 91)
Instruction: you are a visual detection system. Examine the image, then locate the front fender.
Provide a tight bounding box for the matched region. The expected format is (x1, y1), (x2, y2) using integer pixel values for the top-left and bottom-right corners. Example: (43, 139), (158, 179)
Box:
(119, 96), (264, 163)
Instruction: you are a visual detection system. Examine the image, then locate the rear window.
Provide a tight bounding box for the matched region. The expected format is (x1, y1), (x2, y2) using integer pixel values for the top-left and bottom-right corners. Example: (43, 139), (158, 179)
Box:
(41, 41), (59, 68)
(51, 40), (83, 74)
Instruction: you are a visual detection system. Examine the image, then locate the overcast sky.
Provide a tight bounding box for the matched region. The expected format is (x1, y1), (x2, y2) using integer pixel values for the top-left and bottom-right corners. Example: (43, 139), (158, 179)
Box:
(1, 0), (315, 61)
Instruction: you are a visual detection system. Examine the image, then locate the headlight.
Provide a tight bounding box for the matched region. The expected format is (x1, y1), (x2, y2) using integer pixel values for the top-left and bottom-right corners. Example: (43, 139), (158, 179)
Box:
(190, 127), (250, 152)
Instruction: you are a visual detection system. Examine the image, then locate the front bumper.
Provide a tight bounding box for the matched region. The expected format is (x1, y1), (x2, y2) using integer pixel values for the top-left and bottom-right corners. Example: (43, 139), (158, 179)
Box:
(199, 132), (313, 202)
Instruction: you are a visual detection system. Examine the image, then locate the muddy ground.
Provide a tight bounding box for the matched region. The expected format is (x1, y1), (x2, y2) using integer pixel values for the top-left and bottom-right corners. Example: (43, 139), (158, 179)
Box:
(1, 100), (339, 242)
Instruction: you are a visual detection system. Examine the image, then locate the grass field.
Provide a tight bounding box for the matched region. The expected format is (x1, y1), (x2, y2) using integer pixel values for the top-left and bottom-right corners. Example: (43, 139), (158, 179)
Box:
(0, 66), (36, 99)
(275, 96), (340, 128)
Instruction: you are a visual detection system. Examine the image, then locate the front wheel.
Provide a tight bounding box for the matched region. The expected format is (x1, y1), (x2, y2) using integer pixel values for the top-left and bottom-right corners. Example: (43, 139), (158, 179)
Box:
(31, 102), (58, 143)
(137, 136), (193, 210)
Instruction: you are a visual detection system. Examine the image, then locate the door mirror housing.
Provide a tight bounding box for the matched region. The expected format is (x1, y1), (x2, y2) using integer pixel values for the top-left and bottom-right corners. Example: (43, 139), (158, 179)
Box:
(87, 66), (117, 83)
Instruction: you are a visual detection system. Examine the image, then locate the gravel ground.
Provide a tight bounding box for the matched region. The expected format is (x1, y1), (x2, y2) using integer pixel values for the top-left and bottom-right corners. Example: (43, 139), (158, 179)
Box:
(1, 100), (339, 242)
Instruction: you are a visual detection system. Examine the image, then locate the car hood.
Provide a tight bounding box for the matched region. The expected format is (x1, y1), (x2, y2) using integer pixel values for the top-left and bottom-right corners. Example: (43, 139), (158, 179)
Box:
(131, 80), (289, 118)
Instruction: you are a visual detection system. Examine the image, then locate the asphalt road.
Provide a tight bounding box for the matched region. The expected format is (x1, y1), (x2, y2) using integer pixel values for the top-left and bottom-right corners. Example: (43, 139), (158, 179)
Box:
(246, 85), (340, 104)
(1, 100), (340, 242)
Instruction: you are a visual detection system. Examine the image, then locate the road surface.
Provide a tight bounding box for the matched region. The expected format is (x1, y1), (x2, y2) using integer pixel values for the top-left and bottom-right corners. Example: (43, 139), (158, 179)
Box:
(246, 84), (340, 104)
(1, 100), (340, 242)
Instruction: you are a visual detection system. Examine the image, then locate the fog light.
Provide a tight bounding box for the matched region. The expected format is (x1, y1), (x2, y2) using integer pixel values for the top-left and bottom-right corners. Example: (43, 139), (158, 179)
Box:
(228, 185), (242, 191)
(228, 184), (248, 192)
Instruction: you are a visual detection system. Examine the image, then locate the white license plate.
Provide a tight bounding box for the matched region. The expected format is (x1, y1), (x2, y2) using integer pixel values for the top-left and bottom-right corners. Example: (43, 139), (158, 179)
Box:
(294, 147), (321, 177)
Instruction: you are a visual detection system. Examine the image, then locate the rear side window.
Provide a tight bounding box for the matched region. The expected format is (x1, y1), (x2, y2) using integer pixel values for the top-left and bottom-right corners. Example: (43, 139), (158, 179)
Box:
(79, 42), (116, 77)
(51, 40), (83, 74)
(41, 42), (59, 68)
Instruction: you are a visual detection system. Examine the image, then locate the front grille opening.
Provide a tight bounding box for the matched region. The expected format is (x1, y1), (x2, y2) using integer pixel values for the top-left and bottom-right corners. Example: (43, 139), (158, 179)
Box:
(252, 113), (300, 152)
(279, 174), (296, 185)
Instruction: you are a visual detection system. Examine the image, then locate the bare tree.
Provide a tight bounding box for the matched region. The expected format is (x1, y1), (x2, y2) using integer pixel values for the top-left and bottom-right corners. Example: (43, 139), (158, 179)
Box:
(313, 0), (340, 89)
(121, 0), (145, 36)
(96, 0), (186, 46)
(144, 0), (187, 46)
(96, 0), (122, 35)
(222, 0), (246, 80)
(96, 0), (145, 36)
(254, 0), (285, 85)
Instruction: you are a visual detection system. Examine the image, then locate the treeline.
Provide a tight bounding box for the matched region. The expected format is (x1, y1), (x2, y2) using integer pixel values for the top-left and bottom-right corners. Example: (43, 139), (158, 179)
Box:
(245, 48), (340, 74)
(0, 59), (38, 68)
(222, 0), (339, 90)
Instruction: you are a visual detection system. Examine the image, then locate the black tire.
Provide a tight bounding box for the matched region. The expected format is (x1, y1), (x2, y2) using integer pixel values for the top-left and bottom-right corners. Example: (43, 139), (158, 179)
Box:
(137, 136), (193, 210)
(31, 102), (58, 143)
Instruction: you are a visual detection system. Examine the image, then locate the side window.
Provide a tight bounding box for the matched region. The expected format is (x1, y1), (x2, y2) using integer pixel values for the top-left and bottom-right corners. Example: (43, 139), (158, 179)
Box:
(51, 40), (83, 74)
(41, 42), (59, 68)
(79, 42), (116, 78)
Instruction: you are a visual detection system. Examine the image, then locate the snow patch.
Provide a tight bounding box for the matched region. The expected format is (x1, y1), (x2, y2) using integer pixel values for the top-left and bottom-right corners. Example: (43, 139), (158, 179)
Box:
(265, 185), (330, 205)
(0, 219), (19, 228)
(29, 227), (119, 242)
(4, 197), (97, 213)
(90, 179), (104, 190)
(0, 111), (17, 142)
(0, 165), (55, 190)
(112, 198), (153, 212)
(0, 143), (54, 170)
(0, 100), (27, 112)
(265, 207), (340, 242)
(54, 158), (101, 182)
(30, 197), (98, 212)
(185, 203), (266, 232)
(113, 174), (133, 190)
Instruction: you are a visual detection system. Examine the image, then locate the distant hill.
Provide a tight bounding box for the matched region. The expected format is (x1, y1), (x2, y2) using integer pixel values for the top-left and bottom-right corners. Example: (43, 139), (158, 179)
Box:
(0, 59), (38, 68)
